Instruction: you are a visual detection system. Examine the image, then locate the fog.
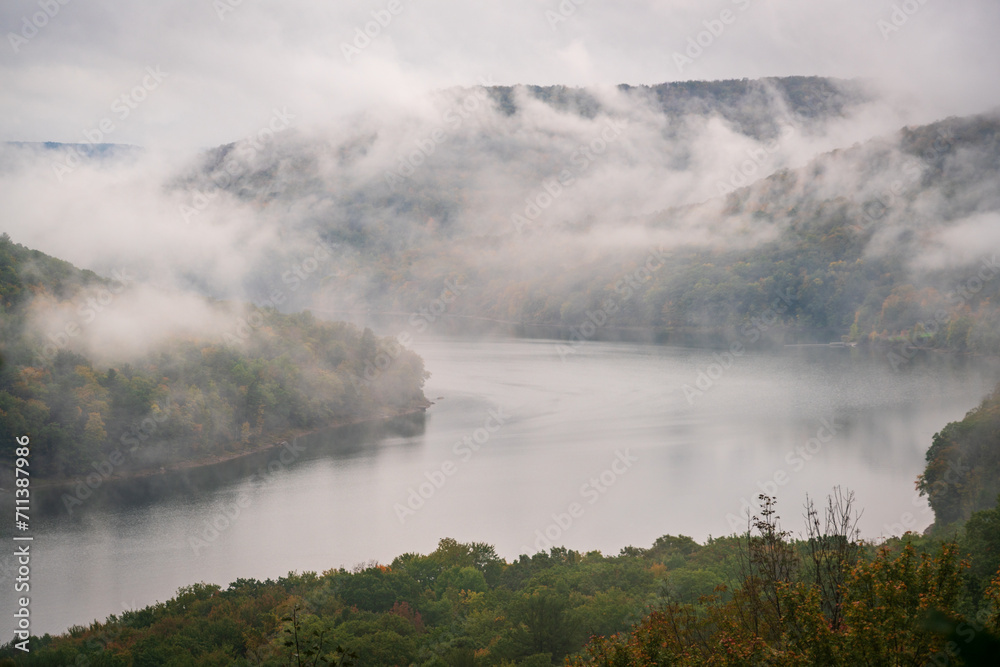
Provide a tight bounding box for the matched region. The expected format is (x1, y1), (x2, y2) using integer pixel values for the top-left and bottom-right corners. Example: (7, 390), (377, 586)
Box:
(1, 0), (997, 358)
(3, 0), (1000, 150)
(2, 77), (999, 361)
(5, 1), (1000, 655)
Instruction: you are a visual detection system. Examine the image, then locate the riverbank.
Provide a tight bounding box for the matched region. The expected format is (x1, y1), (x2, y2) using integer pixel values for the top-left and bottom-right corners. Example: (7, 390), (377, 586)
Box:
(5, 337), (998, 639)
(27, 399), (432, 491)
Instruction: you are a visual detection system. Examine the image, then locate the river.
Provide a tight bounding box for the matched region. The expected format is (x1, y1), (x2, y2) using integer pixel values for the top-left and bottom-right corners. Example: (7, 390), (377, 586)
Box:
(3, 337), (998, 636)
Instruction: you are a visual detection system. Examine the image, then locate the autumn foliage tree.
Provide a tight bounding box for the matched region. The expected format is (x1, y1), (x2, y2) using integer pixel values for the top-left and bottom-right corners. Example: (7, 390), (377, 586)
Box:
(571, 495), (976, 666)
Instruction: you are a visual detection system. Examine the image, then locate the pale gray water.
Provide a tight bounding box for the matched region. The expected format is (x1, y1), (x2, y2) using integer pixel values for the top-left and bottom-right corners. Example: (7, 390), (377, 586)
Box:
(2, 337), (998, 637)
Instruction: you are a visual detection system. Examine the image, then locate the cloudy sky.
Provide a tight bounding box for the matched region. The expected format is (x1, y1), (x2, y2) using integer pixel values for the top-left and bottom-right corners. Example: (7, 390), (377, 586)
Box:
(2, 0), (999, 150)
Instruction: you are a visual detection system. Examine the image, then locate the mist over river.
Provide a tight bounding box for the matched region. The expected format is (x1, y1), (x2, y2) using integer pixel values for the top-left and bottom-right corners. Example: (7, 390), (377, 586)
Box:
(3, 337), (998, 636)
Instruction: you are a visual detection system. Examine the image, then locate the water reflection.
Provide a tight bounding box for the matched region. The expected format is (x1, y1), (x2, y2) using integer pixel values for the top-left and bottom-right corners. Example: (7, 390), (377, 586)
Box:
(34, 414), (428, 519)
(2, 338), (997, 636)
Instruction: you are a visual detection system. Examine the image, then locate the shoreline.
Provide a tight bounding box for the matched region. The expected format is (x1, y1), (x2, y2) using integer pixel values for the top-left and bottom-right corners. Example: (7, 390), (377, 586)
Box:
(414, 319), (992, 356)
(29, 400), (432, 491)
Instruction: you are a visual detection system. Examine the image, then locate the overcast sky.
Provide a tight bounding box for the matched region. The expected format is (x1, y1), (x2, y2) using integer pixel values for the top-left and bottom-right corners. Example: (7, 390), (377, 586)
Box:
(2, 0), (999, 151)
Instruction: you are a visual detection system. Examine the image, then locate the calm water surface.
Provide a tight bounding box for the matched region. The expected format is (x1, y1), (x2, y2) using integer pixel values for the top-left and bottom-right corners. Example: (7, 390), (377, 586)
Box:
(3, 337), (998, 635)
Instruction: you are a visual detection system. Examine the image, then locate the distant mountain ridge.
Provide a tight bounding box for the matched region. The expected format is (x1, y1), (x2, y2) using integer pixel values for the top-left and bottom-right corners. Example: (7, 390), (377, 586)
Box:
(485, 76), (874, 138)
(4, 141), (140, 159)
(10, 78), (999, 356)
(172, 101), (1000, 355)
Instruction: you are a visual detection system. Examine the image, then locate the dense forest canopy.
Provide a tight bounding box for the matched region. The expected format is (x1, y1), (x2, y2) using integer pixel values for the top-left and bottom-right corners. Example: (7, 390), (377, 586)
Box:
(2, 224), (999, 661)
(4, 76), (1000, 665)
(0, 234), (428, 479)
(4, 508), (999, 665)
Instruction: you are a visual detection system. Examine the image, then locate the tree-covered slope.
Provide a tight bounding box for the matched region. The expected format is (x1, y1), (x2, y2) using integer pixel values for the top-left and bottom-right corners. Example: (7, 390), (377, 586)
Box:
(172, 96), (1000, 357)
(4, 523), (998, 666)
(920, 387), (1000, 528)
(0, 235), (428, 479)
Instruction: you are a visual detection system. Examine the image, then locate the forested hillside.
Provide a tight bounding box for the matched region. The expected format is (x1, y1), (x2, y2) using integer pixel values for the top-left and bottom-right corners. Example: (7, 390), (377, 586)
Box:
(4, 76), (1000, 665)
(4, 515), (999, 665)
(0, 234), (428, 478)
(921, 387), (1000, 529)
(169, 85), (1000, 356)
